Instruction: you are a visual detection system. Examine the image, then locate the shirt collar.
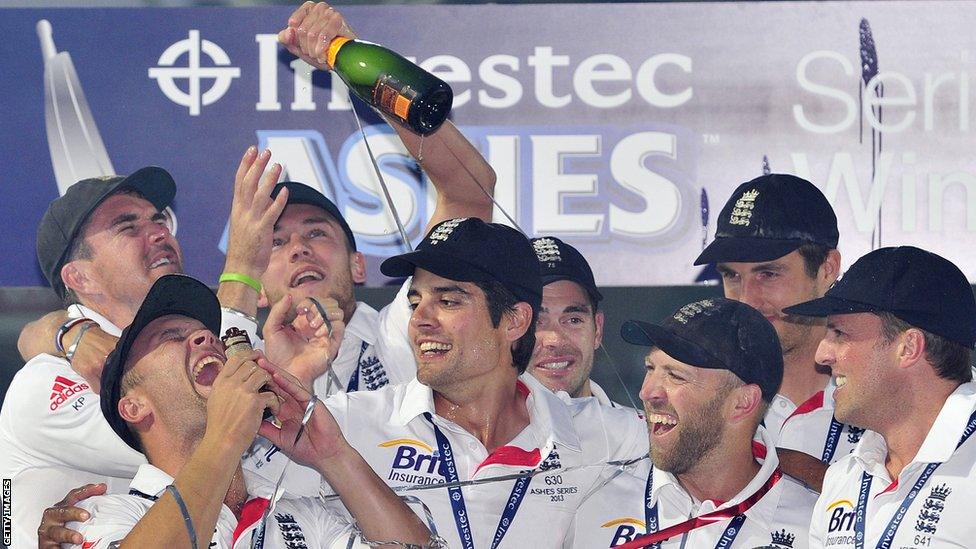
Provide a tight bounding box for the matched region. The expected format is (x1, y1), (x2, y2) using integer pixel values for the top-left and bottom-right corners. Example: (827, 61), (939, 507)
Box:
(128, 463), (176, 498)
(70, 304), (122, 337)
(914, 381), (976, 462)
(650, 427), (781, 528)
(390, 373), (582, 453)
(852, 382), (976, 471)
(588, 379), (614, 407)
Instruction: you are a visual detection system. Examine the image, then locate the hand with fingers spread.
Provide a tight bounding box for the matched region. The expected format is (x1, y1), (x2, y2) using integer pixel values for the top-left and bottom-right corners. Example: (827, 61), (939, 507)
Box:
(263, 293), (346, 388)
(278, 1), (357, 71)
(223, 146), (288, 283)
(201, 349), (281, 456)
(257, 358), (347, 468)
(36, 483), (106, 548)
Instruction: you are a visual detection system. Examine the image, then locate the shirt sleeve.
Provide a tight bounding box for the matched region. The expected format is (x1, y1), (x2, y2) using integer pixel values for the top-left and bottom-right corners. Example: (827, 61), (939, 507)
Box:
(64, 497), (143, 549)
(3, 356), (145, 478)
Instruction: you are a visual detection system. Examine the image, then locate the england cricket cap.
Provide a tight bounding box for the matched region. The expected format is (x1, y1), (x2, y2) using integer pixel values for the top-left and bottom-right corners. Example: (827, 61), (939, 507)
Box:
(531, 237), (603, 304)
(621, 298), (783, 402)
(694, 174), (839, 265)
(784, 246), (976, 348)
(37, 168), (176, 300)
(101, 274), (220, 452)
(271, 182), (357, 251)
(381, 217), (543, 312)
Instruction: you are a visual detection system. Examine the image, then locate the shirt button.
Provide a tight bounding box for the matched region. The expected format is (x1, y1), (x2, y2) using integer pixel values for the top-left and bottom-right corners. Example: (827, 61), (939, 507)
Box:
(779, 401), (788, 408)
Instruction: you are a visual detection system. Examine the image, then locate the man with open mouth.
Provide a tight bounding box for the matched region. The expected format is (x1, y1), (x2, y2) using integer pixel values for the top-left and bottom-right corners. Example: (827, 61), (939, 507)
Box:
(63, 273), (434, 548)
(784, 247), (976, 549)
(570, 297), (817, 548)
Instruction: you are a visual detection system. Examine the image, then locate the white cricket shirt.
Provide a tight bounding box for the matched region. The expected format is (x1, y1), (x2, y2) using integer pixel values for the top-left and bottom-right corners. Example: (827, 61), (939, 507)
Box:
(246, 373), (648, 548)
(777, 379), (864, 464)
(65, 463), (358, 549)
(810, 382), (976, 549)
(569, 428), (818, 548)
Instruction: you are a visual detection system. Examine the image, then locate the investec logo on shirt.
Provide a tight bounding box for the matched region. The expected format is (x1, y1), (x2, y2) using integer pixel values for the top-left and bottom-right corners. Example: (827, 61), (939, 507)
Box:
(380, 439), (442, 485)
(601, 518), (646, 547)
(49, 376), (90, 412)
(825, 499), (857, 547)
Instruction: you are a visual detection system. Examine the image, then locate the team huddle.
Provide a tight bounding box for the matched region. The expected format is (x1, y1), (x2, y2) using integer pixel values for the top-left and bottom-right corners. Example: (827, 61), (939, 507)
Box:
(2, 3), (975, 549)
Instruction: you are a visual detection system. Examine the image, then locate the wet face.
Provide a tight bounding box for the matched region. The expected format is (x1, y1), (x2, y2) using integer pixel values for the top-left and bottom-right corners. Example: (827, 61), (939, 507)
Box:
(73, 193), (183, 309)
(639, 349), (736, 475)
(815, 313), (897, 429)
(122, 315), (226, 437)
(717, 250), (830, 358)
(262, 203), (364, 319)
(407, 269), (511, 391)
(528, 280), (604, 398)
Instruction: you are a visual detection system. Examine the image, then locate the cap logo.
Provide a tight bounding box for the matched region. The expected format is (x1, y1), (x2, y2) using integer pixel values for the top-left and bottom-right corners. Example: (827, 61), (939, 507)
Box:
(427, 217), (469, 245)
(729, 189), (759, 226)
(672, 299), (715, 324)
(533, 238), (562, 265)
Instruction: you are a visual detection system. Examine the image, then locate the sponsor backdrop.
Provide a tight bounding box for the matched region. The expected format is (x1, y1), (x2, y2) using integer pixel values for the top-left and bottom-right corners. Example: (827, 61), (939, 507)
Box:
(2, 2), (975, 289)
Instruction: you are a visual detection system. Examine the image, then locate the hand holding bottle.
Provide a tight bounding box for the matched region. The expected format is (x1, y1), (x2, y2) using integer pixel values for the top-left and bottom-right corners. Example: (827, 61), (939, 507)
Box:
(278, 1), (355, 71)
(278, 1), (453, 135)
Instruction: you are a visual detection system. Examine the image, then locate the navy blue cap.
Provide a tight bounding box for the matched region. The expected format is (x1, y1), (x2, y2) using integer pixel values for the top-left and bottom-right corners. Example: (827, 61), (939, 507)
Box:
(101, 274), (221, 452)
(37, 168), (176, 300)
(784, 246), (976, 348)
(531, 236), (603, 304)
(271, 182), (357, 251)
(381, 218), (542, 313)
(622, 298), (783, 402)
(695, 174), (839, 265)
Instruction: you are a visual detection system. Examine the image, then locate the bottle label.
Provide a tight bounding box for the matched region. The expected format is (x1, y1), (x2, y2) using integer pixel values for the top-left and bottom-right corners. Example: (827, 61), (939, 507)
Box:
(373, 73), (416, 122)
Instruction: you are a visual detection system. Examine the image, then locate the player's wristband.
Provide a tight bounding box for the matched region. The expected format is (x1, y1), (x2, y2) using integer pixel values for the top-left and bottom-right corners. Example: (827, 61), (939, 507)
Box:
(55, 317), (95, 356)
(218, 272), (262, 294)
(65, 321), (96, 362)
(165, 484), (198, 549)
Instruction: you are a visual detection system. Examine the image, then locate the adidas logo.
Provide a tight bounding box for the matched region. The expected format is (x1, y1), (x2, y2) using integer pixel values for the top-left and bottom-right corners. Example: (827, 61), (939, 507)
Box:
(49, 375), (90, 411)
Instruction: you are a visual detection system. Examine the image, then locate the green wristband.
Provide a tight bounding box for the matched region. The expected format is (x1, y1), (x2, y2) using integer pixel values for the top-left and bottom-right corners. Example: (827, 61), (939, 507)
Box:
(219, 272), (262, 293)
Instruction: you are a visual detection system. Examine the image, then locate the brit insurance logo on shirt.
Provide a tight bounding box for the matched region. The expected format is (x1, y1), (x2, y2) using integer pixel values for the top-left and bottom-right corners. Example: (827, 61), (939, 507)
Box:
(600, 517), (646, 547)
(823, 498), (857, 547)
(380, 438), (444, 485)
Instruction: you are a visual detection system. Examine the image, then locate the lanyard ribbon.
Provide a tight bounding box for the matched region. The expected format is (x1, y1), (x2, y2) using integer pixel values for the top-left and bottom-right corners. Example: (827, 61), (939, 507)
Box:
(853, 408), (976, 549)
(423, 413), (534, 549)
(822, 416), (845, 463)
(345, 341), (369, 392)
(615, 468), (783, 549)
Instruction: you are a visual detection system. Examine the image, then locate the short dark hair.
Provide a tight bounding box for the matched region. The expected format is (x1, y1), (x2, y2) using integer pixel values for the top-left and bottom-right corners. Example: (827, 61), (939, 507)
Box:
(474, 279), (538, 374)
(877, 311), (973, 383)
(796, 242), (833, 279)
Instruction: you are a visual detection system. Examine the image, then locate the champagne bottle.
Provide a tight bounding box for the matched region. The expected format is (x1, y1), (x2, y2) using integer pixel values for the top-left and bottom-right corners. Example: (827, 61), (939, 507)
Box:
(221, 327), (274, 421)
(326, 37), (453, 136)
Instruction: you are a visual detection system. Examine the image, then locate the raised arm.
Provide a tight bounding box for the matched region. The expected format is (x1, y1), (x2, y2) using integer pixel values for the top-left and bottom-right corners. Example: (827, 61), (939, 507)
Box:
(278, 1), (496, 235)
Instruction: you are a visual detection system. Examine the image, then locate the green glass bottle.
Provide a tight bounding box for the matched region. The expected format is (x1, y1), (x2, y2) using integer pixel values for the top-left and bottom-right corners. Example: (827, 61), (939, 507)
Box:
(327, 37), (454, 136)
